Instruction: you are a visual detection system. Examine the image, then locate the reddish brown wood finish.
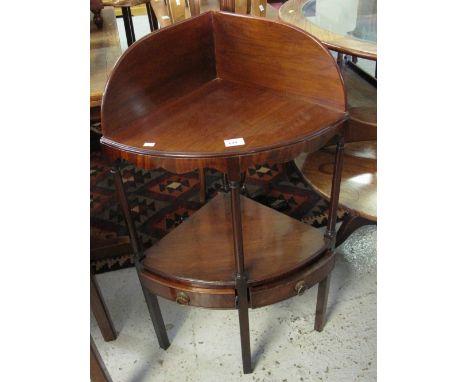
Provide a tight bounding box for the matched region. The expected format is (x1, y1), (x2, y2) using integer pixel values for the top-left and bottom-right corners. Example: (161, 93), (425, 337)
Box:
(100, 12), (348, 373)
(101, 12), (347, 174)
(143, 193), (328, 288)
(91, 337), (113, 382)
(91, 274), (117, 342)
(212, 13), (346, 111)
(250, 251), (334, 308)
(103, 79), (344, 157)
(101, 12), (217, 137)
(140, 269), (236, 309)
(314, 274), (331, 331)
(101, 119), (344, 174)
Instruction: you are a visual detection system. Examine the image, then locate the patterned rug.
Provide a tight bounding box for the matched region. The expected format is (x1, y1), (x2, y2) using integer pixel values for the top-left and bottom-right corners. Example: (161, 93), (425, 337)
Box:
(91, 149), (345, 274)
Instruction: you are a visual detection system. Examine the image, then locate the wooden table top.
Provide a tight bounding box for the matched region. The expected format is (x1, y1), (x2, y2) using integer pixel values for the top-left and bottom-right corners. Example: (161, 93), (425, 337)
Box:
(90, 6), (122, 108)
(103, 78), (346, 157)
(100, 12), (348, 174)
(279, 0), (377, 60)
(296, 141), (377, 221)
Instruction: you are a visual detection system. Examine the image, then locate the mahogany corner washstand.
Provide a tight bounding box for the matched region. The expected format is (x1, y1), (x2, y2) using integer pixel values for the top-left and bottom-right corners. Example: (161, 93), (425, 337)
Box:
(100, 11), (348, 374)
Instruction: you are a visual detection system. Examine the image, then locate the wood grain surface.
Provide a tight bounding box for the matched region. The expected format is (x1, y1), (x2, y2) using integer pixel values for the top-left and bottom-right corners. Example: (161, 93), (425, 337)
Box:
(296, 141), (377, 220)
(100, 11), (347, 170)
(143, 192), (328, 287)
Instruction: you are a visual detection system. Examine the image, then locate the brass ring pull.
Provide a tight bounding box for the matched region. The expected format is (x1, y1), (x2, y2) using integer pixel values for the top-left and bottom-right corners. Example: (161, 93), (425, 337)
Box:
(295, 281), (306, 296)
(176, 291), (190, 305)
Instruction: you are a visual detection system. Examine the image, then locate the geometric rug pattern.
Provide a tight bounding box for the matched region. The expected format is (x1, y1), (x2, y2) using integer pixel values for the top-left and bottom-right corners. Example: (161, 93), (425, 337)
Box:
(91, 150), (345, 274)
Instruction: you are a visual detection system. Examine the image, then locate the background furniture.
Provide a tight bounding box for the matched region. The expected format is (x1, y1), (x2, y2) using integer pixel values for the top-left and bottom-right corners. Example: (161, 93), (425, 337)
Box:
(102, 0), (158, 46)
(91, 0), (105, 28)
(91, 274), (117, 342)
(90, 6), (122, 120)
(100, 11), (347, 373)
(279, 0), (376, 60)
(279, 0), (377, 244)
(150, 0), (278, 26)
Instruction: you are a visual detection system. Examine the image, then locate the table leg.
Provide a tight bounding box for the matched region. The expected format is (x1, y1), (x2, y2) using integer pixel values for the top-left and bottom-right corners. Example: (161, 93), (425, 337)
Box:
(229, 178), (252, 374)
(139, 273), (170, 350)
(91, 337), (113, 382)
(314, 273), (331, 332)
(111, 161), (170, 350)
(336, 53), (345, 71)
(336, 212), (376, 248)
(91, 274), (117, 342)
(122, 6), (136, 47)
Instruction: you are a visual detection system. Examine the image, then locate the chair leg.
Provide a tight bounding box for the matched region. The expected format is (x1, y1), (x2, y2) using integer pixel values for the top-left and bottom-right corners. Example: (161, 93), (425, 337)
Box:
(314, 274), (331, 332)
(146, 2), (158, 31)
(91, 274), (117, 342)
(140, 279), (170, 350)
(121, 6), (136, 46)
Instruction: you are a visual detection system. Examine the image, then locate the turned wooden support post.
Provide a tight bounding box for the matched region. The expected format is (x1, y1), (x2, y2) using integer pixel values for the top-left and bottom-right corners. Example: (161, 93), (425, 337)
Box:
(111, 161), (170, 350)
(228, 159), (252, 374)
(229, 180), (245, 275)
(325, 135), (345, 249)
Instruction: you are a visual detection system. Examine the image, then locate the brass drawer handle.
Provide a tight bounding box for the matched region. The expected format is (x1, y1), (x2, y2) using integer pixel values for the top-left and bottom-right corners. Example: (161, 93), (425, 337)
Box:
(176, 291), (190, 305)
(295, 281), (307, 296)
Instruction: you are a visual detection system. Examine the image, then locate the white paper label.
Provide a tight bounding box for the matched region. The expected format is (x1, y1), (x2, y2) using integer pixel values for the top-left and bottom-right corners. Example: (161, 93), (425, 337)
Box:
(224, 138), (245, 147)
(143, 142), (156, 147)
(162, 16), (170, 20)
(176, 0), (181, 5)
(259, 4), (265, 12)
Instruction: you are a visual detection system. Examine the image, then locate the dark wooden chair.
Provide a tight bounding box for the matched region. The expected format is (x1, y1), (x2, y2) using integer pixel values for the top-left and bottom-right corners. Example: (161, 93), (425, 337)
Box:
(101, 0), (159, 46)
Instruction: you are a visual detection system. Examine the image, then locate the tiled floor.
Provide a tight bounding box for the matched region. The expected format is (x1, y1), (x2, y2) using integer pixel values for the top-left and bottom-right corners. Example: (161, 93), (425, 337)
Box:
(91, 225), (377, 382)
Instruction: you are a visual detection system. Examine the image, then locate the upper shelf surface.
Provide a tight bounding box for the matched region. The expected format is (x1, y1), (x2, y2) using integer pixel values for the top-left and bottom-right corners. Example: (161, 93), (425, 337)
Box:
(101, 11), (347, 159)
(104, 78), (346, 157)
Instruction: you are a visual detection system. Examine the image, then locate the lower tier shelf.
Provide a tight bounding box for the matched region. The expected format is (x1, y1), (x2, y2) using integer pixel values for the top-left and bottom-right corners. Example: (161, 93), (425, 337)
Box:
(141, 192), (334, 308)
